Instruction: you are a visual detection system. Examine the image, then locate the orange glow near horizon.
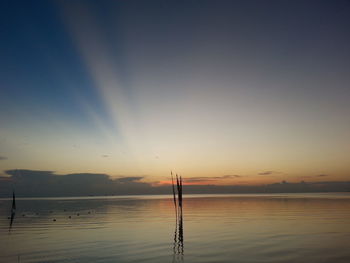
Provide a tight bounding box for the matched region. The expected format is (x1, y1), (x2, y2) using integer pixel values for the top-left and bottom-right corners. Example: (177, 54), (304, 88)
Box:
(153, 173), (347, 187)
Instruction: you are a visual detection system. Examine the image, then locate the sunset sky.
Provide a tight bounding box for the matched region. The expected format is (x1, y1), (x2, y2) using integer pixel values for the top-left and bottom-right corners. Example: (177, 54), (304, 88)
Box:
(1, 0), (350, 186)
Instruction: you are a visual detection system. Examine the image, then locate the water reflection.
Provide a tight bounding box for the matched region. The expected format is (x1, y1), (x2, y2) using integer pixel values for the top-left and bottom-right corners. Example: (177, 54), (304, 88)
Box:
(173, 209), (184, 261)
(1, 194), (350, 263)
(8, 191), (16, 232)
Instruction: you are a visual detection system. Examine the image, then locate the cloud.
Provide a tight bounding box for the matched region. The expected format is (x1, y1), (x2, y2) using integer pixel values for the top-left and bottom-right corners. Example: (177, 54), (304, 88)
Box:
(184, 174), (242, 183)
(299, 174), (330, 179)
(258, 171), (276, 175)
(0, 170), (152, 197)
(116, 176), (143, 183)
(0, 156), (7, 160)
(184, 177), (211, 183)
(0, 169), (348, 197)
(6, 169), (54, 176)
(222, 175), (242, 178)
(5, 169), (55, 181)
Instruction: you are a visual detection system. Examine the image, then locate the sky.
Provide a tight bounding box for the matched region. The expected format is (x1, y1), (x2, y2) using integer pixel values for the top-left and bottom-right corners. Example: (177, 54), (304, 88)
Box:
(1, 0), (350, 189)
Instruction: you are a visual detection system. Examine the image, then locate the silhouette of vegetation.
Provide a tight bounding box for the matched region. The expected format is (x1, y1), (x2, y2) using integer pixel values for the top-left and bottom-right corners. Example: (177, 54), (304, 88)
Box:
(171, 172), (184, 260)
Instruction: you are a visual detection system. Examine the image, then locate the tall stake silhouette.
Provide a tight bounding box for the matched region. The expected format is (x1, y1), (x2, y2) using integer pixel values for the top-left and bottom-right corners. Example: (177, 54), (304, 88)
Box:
(172, 172), (184, 260)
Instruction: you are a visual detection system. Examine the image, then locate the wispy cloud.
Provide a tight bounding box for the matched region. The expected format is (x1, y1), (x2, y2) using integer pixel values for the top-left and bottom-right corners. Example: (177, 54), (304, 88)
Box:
(300, 174), (330, 179)
(258, 171), (276, 175)
(222, 175), (242, 178)
(0, 156), (7, 161)
(184, 174), (242, 183)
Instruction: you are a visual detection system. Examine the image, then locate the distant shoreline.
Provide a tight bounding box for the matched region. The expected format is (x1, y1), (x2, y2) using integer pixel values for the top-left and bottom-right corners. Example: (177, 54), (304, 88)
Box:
(1, 192), (349, 201)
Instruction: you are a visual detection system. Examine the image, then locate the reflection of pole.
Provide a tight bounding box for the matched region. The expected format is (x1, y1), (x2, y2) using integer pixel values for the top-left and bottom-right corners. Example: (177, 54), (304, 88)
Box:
(179, 214), (183, 252)
(179, 176), (184, 255)
(171, 172), (178, 227)
(173, 219), (177, 255)
(9, 190), (16, 232)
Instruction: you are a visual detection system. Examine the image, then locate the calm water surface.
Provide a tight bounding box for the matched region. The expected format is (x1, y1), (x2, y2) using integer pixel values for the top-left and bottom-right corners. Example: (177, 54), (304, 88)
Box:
(1, 193), (350, 263)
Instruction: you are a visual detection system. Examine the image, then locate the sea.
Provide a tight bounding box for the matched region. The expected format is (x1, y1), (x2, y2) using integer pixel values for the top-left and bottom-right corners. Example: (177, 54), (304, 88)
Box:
(1, 193), (350, 263)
